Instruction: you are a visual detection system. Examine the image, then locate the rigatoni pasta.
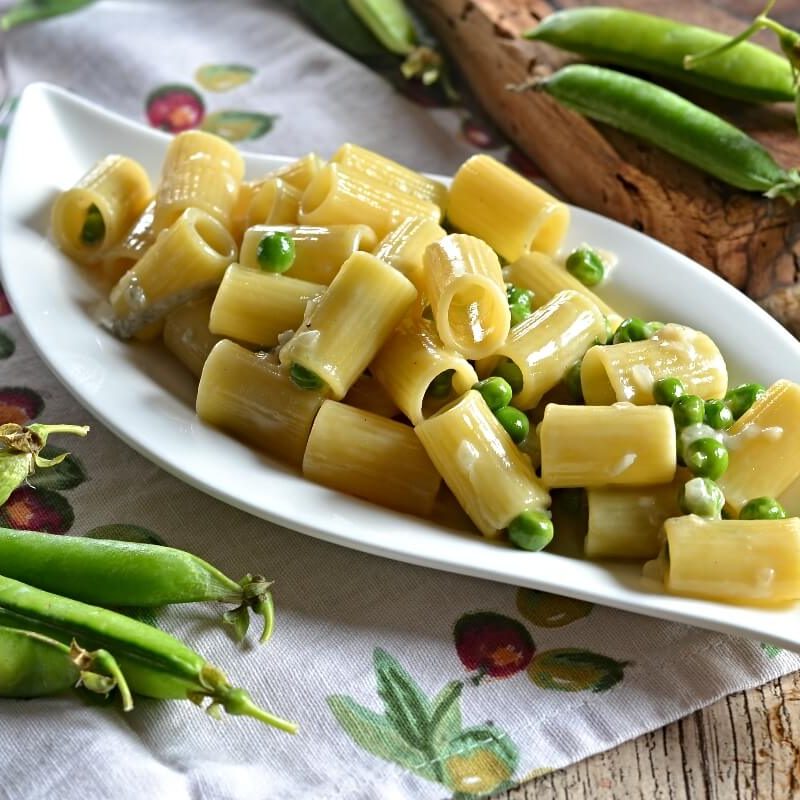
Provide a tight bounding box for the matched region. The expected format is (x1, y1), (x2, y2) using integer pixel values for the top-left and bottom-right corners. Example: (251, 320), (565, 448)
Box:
(373, 216), (446, 289)
(540, 403), (676, 487)
(370, 316), (478, 425)
(163, 295), (221, 379)
(415, 390), (550, 537)
(240, 224), (376, 285)
(209, 264), (324, 348)
(422, 234), (510, 360)
(101, 199), (157, 284)
(303, 400), (441, 515)
(581, 323), (727, 405)
(278, 251), (417, 399)
(269, 152), (324, 192)
(197, 339), (326, 468)
(109, 207), (237, 337)
(153, 130), (244, 232)
(299, 163), (441, 240)
(447, 154), (569, 261)
(490, 289), (606, 410)
(51, 155), (152, 264)
(245, 177), (301, 228)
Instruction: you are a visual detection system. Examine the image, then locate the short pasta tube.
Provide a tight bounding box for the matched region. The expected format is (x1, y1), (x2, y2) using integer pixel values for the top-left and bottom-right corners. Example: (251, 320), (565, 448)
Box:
(230, 181), (259, 243)
(163, 295), (221, 379)
(197, 339), (326, 467)
(299, 163), (441, 240)
(586, 481), (681, 560)
(492, 289), (606, 410)
(209, 264), (324, 348)
(415, 390), (550, 537)
(330, 143), (448, 208)
(240, 224), (376, 285)
(503, 251), (623, 329)
(109, 208), (237, 338)
(153, 130), (245, 232)
(718, 380), (800, 514)
(580, 323), (727, 405)
(373, 216), (446, 289)
(269, 152), (324, 192)
(447, 154), (569, 261)
(664, 515), (800, 604)
(539, 403), (677, 488)
(51, 155), (152, 264)
(303, 400), (441, 516)
(370, 316), (478, 425)
(278, 251), (417, 399)
(422, 233), (510, 360)
(245, 177), (301, 228)
(101, 199), (157, 285)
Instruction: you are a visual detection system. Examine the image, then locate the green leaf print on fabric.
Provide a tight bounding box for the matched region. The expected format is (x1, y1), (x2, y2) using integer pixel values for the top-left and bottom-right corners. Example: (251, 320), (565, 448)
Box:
(516, 588), (593, 628)
(1, 0), (96, 30)
(27, 445), (86, 491)
(761, 642), (782, 658)
(328, 647), (520, 798)
(201, 111), (276, 142)
(0, 486), (74, 533)
(195, 64), (255, 93)
(527, 648), (628, 693)
(0, 330), (15, 359)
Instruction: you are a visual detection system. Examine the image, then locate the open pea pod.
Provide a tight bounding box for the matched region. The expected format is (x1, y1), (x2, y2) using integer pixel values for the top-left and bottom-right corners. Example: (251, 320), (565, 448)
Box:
(347, 0), (416, 55)
(0, 626), (133, 710)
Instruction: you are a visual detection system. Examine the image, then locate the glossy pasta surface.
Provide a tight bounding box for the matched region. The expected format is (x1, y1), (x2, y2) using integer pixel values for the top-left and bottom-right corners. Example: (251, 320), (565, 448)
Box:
(52, 140), (800, 610)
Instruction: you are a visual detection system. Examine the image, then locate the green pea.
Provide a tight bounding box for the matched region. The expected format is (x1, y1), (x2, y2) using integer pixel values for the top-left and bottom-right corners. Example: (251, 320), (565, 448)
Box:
(564, 360), (583, 402)
(510, 301), (532, 327)
(290, 363), (324, 390)
(739, 497), (786, 520)
(426, 369), (455, 398)
(672, 394), (705, 428)
(507, 510), (554, 551)
(506, 284), (534, 307)
(612, 317), (649, 344)
(724, 383), (766, 420)
(653, 377), (685, 406)
(565, 246), (604, 287)
(495, 406), (530, 444)
(492, 360), (523, 394)
(703, 399), (734, 430)
(473, 377), (513, 411)
(80, 204), (105, 245)
(678, 477), (725, 518)
(256, 232), (296, 273)
(684, 437), (729, 480)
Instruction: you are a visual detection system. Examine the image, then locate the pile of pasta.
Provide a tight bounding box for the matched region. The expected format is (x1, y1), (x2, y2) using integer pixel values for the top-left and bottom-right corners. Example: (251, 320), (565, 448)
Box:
(52, 131), (800, 608)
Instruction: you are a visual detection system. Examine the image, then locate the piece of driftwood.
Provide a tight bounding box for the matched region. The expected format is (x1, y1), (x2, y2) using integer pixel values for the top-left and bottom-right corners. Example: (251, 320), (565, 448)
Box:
(412, 0), (800, 336)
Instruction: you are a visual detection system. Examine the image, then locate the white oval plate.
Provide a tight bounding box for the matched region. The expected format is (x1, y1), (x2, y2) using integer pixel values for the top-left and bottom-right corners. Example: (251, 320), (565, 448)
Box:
(4, 83), (800, 649)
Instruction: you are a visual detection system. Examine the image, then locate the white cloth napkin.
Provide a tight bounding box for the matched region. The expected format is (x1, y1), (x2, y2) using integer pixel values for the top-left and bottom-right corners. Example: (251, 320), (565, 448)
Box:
(0, 3), (797, 799)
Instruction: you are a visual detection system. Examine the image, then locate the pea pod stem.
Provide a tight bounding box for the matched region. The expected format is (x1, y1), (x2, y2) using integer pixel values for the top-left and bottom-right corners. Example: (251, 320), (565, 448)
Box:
(0, 579), (297, 733)
(518, 65), (800, 202)
(0, 527), (274, 644)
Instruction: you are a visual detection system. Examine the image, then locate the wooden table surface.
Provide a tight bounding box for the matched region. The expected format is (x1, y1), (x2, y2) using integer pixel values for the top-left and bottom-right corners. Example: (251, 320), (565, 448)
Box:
(504, 671), (800, 798)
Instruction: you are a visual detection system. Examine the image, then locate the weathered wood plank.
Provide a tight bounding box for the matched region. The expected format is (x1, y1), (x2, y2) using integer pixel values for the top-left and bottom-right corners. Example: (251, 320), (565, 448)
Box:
(504, 671), (800, 799)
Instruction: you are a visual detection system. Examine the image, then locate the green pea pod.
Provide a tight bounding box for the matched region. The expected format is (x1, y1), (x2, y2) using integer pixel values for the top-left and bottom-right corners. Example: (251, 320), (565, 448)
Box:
(1, 0), (97, 30)
(0, 576), (297, 732)
(347, 0), (416, 56)
(527, 65), (800, 202)
(0, 626), (133, 710)
(0, 527), (274, 644)
(0, 422), (90, 505)
(525, 7), (795, 103)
